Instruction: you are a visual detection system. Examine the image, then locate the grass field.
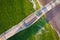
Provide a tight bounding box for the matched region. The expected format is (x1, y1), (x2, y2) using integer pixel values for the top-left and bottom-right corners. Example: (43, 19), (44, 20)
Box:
(0, 0), (34, 34)
(0, 0), (59, 40)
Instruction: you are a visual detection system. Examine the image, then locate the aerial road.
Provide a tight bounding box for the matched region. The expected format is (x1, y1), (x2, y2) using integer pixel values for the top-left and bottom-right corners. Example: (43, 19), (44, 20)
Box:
(0, 0), (60, 40)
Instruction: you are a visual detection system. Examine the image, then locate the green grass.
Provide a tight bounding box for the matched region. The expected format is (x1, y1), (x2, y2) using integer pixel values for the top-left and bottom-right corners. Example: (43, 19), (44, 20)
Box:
(0, 0), (59, 40)
(0, 0), (34, 34)
(34, 0), (40, 10)
(8, 15), (59, 40)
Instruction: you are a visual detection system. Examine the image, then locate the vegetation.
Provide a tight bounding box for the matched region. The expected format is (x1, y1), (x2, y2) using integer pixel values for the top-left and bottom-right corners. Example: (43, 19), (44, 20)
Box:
(0, 0), (34, 34)
(0, 0), (59, 40)
(8, 15), (59, 40)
